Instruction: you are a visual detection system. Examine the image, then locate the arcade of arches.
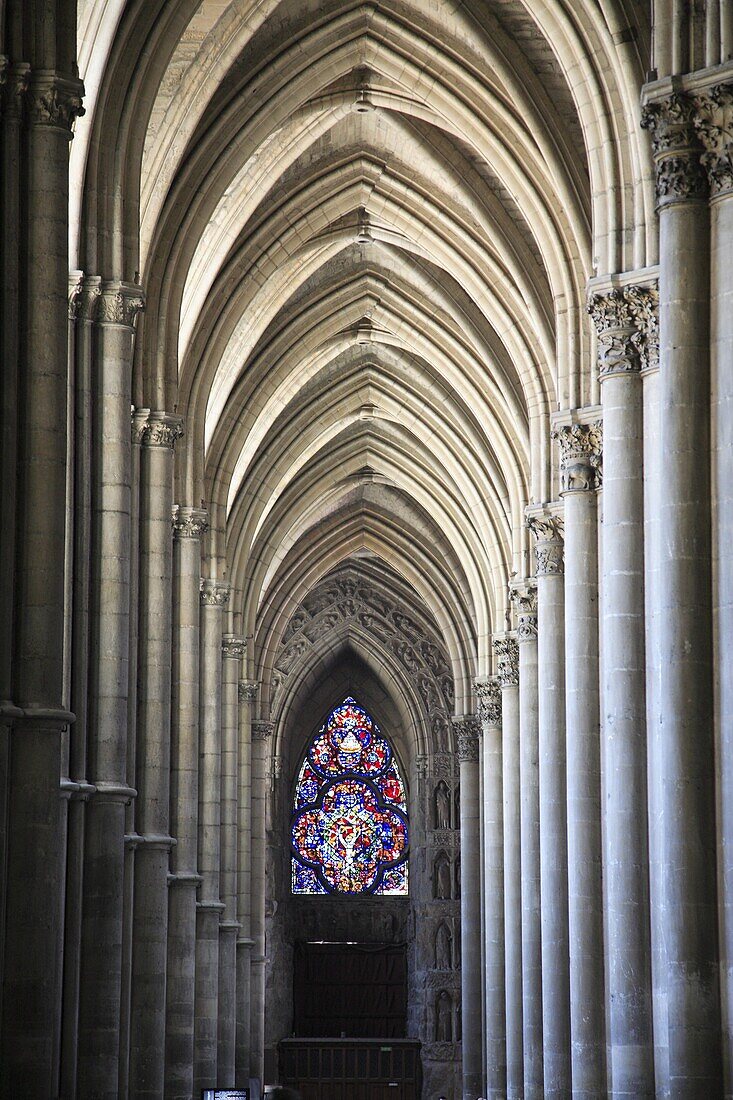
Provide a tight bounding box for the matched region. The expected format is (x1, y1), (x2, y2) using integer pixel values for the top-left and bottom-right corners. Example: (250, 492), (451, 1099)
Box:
(1, 1), (733, 1097)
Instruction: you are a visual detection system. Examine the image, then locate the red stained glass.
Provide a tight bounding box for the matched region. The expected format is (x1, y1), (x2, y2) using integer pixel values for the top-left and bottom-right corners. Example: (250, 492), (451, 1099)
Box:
(291, 697), (408, 895)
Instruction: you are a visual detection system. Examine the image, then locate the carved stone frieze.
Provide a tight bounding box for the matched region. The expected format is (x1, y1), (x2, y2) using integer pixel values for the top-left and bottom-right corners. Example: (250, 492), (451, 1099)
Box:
(641, 93), (708, 207)
(587, 283), (659, 378)
(431, 752), (454, 779)
(431, 829), (453, 848)
(252, 720), (275, 741)
(28, 74), (85, 132)
(171, 505), (208, 540)
(474, 677), (501, 726)
(239, 681), (259, 703)
(693, 83), (733, 197)
(272, 566), (453, 753)
(132, 410), (184, 449)
(222, 635), (246, 660)
(493, 634), (519, 687)
(453, 717), (481, 761)
(552, 421), (603, 493)
(200, 579), (230, 607)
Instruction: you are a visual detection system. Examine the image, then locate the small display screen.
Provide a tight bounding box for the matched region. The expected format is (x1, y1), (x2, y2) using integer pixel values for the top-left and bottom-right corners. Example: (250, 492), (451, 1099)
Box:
(202, 1091), (250, 1100)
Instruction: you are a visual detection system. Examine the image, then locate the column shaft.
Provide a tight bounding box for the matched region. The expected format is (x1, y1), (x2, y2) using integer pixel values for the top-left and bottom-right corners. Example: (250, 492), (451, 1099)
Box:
(250, 721), (273, 1085)
(236, 683), (256, 1085)
(515, 598), (543, 1100)
(165, 507), (207, 1099)
(455, 716), (483, 1100)
(194, 581), (228, 1092)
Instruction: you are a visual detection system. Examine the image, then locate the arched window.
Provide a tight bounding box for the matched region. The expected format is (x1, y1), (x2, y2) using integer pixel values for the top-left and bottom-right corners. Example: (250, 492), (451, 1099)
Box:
(291, 696), (409, 895)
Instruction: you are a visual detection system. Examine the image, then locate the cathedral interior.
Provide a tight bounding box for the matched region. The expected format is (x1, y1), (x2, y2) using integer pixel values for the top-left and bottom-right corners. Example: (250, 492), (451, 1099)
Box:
(1, 1), (733, 1097)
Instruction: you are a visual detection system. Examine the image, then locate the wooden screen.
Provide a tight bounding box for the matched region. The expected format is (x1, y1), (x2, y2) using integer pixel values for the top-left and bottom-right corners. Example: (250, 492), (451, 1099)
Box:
(279, 1038), (421, 1100)
(293, 942), (407, 1039)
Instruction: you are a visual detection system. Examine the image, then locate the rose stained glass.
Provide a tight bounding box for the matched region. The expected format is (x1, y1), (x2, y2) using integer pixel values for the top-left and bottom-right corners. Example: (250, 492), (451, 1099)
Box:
(291, 697), (408, 894)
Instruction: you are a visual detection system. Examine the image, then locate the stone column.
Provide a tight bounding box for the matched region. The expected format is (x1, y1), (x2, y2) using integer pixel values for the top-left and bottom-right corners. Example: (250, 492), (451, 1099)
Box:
(589, 284), (657, 1097)
(219, 635), (245, 1085)
(165, 506), (207, 1100)
(236, 681), (258, 1085)
(475, 678), (505, 1099)
(526, 506), (571, 1099)
(250, 719), (274, 1086)
(642, 89), (722, 1092)
(454, 714), (483, 1100)
(194, 580), (229, 1093)
(553, 415), (606, 1098)
(128, 411), (182, 1097)
(76, 286), (144, 1098)
(0, 71), (84, 1097)
(695, 81), (733, 1094)
(510, 579), (543, 1100)
(493, 634), (522, 1100)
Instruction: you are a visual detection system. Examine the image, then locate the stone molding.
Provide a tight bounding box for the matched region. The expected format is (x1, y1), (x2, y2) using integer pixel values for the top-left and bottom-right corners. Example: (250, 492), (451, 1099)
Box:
(453, 716), (481, 761)
(693, 83), (733, 197)
(641, 92), (708, 207)
(552, 417), (603, 494)
(474, 677), (501, 726)
(526, 506), (564, 576)
(252, 720), (275, 741)
(239, 680), (259, 703)
(98, 282), (145, 327)
(171, 505), (208, 539)
(493, 633), (519, 686)
(587, 283), (660, 378)
(200, 579), (231, 607)
(131, 409), (184, 449)
(222, 634), (246, 660)
(28, 72), (85, 132)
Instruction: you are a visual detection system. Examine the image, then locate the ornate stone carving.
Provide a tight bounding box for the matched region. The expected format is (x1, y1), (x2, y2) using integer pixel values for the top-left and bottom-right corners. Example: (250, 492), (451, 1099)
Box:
(588, 284), (659, 378)
(200, 579), (230, 607)
(474, 677), (501, 725)
(97, 283), (145, 327)
(694, 83), (733, 197)
(222, 635), (246, 660)
(28, 75), (85, 132)
(238, 681), (259, 703)
(252, 720), (274, 741)
(641, 93), (708, 207)
(527, 509), (564, 576)
(453, 716), (481, 761)
(415, 754), (429, 780)
(552, 421), (603, 493)
(509, 580), (538, 642)
(171, 505), (208, 539)
(78, 278), (102, 322)
(133, 410), (184, 449)
(431, 752), (454, 779)
(2, 62), (30, 120)
(493, 634), (519, 686)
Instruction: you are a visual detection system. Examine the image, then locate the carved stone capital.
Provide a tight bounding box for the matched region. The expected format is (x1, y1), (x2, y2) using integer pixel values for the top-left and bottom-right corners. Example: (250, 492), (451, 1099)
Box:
(200, 579), (230, 607)
(28, 72), (85, 133)
(552, 420), (603, 494)
(98, 282), (145, 327)
(2, 62), (30, 121)
(510, 580), (538, 643)
(493, 634), (519, 687)
(252, 720), (275, 741)
(588, 283), (659, 378)
(693, 83), (733, 197)
(526, 507), (564, 576)
(239, 681), (259, 703)
(171, 505), (208, 540)
(76, 276), (102, 322)
(453, 716), (481, 761)
(641, 93), (708, 207)
(222, 634), (246, 660)
(474, 678), (501, 726)
(132, 410), (184, 449)
(68, 274), (84, 320)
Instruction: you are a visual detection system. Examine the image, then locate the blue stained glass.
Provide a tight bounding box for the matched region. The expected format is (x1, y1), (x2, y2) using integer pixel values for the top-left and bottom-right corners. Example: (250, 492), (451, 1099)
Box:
(291, 697), (409, 895)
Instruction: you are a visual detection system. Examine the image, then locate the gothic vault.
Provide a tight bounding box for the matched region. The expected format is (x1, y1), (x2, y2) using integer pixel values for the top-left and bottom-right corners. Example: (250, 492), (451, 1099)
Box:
(1, 0), (733, 1097)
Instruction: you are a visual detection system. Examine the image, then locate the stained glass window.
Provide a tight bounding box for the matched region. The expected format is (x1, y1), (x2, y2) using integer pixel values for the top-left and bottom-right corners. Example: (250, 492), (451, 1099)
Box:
(291, 697), (409, 895)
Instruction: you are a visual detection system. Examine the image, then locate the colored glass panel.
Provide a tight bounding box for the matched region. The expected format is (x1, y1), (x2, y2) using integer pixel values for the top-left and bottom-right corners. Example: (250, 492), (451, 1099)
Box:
(291, 697), (408, 895)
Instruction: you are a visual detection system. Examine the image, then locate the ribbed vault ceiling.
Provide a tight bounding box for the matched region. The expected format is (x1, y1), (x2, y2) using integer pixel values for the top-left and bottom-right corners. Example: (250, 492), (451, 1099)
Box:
(74, 0), (654, 714)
